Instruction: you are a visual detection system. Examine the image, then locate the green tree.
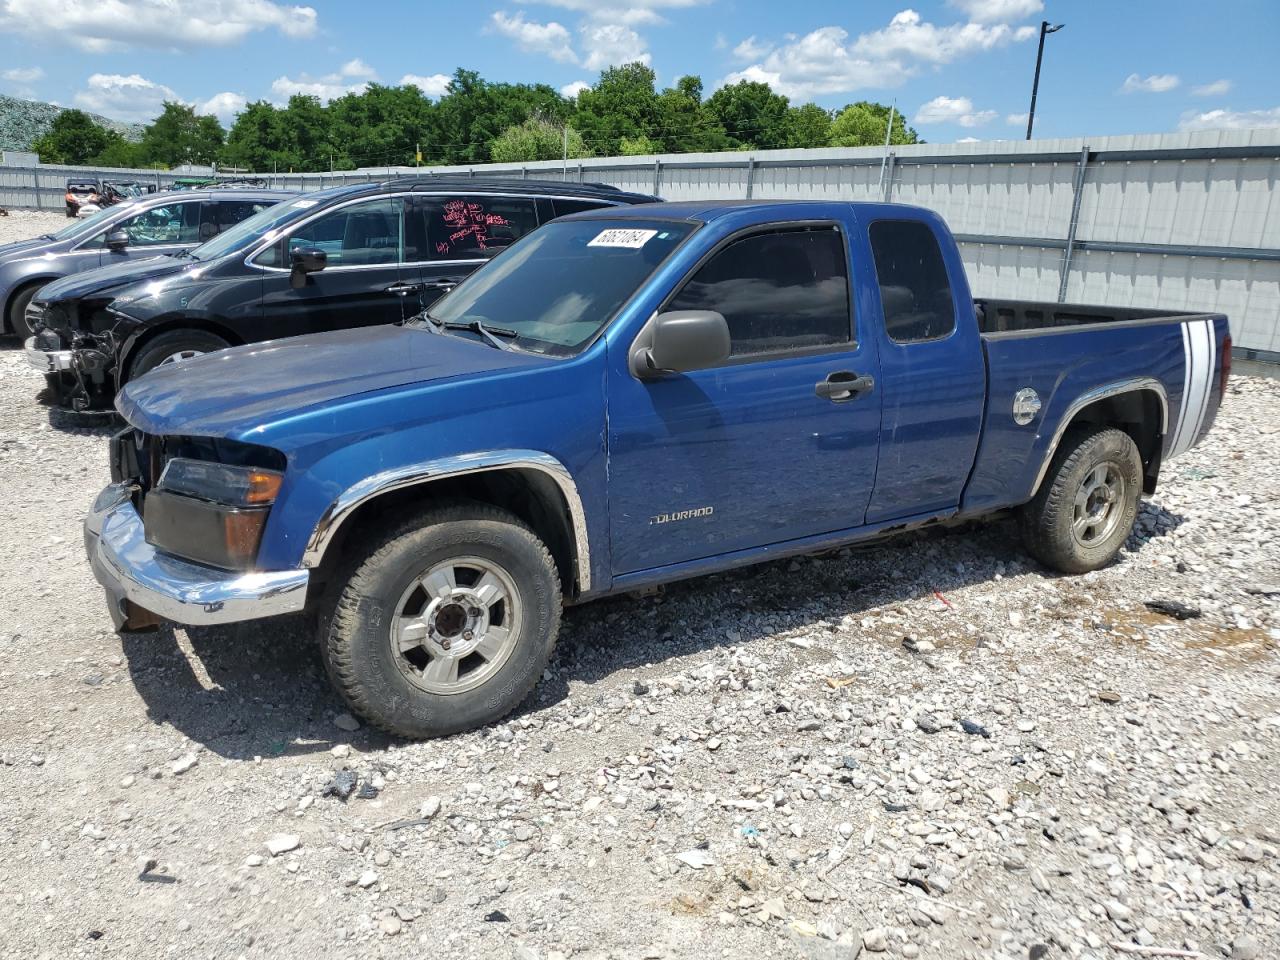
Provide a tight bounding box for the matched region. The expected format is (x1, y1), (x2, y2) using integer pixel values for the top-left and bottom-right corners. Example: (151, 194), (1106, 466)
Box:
(618, 134), (662, 156)
(573, 63), (660, 156)
(490, 118), (588, 163)
(784, 103), (832, 148)
(705, 80), (790, 149)
(652, 75), (731, 153)
(31, 109), (112, 164)
(433, 69), (568, 164)
(329, 84), (434, 169)
(93, 133), (145, 168)
(222, 100), (290, 171)
(828, 102), (920, 147)
(139, 102), (225, 167)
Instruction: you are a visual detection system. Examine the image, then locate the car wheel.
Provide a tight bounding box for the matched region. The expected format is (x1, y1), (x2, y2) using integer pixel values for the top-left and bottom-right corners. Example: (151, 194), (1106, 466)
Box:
(1018, 426), (1143, 574)
(6, 284), (41, 340)
(126, 329), (230, 383)
(320, 502), (562, 739)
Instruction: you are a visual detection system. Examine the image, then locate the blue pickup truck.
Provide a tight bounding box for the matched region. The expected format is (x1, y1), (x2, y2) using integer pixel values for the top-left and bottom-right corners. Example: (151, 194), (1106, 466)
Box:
(84, 200), (1230, 738)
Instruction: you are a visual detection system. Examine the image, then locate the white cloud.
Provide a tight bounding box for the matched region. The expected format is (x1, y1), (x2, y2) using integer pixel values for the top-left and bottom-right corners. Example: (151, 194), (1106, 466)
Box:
(721, 9), (1037, 100)
(521, 0), (708, 24)
(957, 136), (981, 142)
(732, 35), (772, 60)
(490, 11), (576, 63)
(1006, 111), (1029, 125)
(560, 80), (590, 98)
(400, 73), (451, 98)
(1122, 73), (1179, 94)
(0, 0), (317, 52)
(1191, 79), (1232, 97)
(1178, 106), (1280, 132)
(947, 0), (1042, 23)
(580, 22), (649, 70)
(73, 72), (181, 122)
(272, 62), (375, 103)
(853, 10), (1035, 66)
(198, 91), (247, 125)
(914, 95), (996, 127)
(2, 66), (43, 82)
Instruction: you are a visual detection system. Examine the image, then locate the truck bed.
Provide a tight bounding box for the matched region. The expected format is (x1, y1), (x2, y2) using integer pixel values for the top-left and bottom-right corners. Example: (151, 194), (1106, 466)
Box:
(975, 298), (1196, 336)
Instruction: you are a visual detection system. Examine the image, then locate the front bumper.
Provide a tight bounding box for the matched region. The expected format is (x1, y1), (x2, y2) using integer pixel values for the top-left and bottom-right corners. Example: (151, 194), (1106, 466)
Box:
(24, 336), (74, 373)
(84, 482), (310, 630)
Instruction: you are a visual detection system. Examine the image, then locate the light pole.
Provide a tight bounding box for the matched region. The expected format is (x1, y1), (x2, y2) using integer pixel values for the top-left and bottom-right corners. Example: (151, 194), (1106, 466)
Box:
(1025, 20), (1064, 140)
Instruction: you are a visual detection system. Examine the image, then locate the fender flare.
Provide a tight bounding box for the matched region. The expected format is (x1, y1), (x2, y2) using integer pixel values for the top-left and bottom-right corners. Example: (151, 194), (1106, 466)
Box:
(301, 450), (593, 594)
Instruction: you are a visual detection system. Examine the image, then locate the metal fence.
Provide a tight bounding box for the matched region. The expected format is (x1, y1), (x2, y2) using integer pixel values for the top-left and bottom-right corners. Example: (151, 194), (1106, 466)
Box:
(5, 128), (1279, 359)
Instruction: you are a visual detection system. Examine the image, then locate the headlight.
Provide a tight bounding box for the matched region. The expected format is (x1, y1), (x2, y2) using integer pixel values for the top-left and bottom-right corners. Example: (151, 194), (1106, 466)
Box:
(158, 458), (282, 506)
(144, 458), (284, 570)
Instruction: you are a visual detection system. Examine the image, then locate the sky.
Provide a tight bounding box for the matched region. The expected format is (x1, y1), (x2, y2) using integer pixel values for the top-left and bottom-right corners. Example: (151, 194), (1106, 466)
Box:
(1, 0), (1277, 153)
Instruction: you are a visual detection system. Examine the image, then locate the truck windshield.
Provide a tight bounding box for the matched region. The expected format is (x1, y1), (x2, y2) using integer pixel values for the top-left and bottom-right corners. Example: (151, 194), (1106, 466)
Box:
(426, 218), (696, 355)
(187, 194), (317, 261)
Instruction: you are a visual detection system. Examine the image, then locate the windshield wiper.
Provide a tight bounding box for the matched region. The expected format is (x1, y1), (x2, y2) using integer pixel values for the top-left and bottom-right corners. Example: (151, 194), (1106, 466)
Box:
(404, 313), (517, 351)
(442, 319), (517, 351)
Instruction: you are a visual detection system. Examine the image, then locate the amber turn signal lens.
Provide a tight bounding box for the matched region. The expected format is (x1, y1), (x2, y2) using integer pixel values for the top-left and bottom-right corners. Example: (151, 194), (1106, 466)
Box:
(245, 470), (283, 505)
(222, 510), (269, 567)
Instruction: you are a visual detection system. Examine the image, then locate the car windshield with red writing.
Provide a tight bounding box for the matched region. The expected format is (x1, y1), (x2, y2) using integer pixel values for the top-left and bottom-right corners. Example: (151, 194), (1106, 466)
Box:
(426, 219), (696, 355)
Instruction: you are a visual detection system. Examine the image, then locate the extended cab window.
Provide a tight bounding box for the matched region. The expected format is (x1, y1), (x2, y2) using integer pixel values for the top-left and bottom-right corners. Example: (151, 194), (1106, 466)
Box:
(411, 196), (539, 262)
(869, 220), (957, 343)
(278, 197), (402, 267)
(668, 227), (851, 358)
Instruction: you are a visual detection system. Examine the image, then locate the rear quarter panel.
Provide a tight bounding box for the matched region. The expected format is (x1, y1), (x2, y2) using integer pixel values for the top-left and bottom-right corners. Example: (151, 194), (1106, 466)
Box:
(962, 314), (1226, 514)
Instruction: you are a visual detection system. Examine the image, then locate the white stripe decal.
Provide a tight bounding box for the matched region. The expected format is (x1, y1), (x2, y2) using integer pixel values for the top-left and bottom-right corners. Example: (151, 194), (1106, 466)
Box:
(1171, 321), (1194, 455)
(1190, 319), (1217, 449)
(1176, 319), (1212, 458)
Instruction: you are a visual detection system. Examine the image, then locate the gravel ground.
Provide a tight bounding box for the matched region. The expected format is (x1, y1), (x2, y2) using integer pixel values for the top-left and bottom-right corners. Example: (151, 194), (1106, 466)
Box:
(1, 209), (1278, 960)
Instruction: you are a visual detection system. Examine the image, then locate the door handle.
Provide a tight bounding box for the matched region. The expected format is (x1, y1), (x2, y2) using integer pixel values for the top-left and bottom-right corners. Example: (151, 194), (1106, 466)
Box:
(385, 282), (423, 296)
(423, 280), (458, 292)
(815, 371), (874, 402)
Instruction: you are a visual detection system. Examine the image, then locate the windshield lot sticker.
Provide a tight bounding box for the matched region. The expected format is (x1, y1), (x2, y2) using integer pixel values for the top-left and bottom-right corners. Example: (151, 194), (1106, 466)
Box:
(589, 228), (658, 249)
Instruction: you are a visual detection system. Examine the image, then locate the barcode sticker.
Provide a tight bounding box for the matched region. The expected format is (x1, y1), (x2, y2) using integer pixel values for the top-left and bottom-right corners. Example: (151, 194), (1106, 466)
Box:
(588, 228), (658, 249)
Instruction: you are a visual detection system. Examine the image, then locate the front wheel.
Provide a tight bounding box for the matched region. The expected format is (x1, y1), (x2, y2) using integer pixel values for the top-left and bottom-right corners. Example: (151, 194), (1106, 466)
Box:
(1018, 426), (1143, 574)
(7, 284), (40, 340)
(320, 503), (562, 739)
(125, 329), (230, 383)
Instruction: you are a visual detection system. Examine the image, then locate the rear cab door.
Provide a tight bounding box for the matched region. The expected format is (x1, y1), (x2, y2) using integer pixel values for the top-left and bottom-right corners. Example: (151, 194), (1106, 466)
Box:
(851, 209), (985, 524)
(404, 193), (542, 315)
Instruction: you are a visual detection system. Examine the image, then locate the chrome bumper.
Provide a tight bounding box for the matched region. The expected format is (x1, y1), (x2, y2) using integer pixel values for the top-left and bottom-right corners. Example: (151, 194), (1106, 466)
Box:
(24, 336), (74, 373)
(84, 482), (310, 629)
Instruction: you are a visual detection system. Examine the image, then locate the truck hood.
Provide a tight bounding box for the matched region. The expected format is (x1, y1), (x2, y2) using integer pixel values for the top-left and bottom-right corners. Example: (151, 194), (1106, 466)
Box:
(35, 254), (190, 305)
(0, 236), (54, 263)
(116, 323), (552, 438)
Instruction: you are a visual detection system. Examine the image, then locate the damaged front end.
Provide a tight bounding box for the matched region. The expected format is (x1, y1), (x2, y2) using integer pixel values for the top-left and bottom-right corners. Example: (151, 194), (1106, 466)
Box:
(30, 297), (146, 412)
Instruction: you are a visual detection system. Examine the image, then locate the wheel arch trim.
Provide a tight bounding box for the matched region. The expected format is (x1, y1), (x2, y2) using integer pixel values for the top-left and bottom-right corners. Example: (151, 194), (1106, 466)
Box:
(301, 450), (592, 593)
(1030, 377), (1169, 497)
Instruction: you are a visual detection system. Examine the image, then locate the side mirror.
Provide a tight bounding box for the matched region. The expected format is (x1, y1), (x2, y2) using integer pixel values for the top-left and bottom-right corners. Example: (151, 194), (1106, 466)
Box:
(105, 228), (129, 251)
(630, 310), (731, 378)
(289, 247), (327, 289)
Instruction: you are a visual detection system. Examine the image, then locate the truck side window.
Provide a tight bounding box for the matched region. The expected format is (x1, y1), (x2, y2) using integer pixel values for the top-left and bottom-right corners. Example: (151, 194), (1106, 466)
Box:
(668, 227), (851, 358)
(868, 220), (956, 343)
(416, 196), (539, 261)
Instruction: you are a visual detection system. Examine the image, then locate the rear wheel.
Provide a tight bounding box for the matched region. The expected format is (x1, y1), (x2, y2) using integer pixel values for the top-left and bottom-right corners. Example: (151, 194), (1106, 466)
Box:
(320, 503), (562, 739)
(1019, 427), (1143, 573)
(7, 284), (40, 340)
(126, 329), (230, 383)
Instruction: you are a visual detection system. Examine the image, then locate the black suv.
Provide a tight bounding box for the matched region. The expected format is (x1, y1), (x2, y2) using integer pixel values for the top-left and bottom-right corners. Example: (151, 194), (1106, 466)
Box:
(29, 177), (659, 411)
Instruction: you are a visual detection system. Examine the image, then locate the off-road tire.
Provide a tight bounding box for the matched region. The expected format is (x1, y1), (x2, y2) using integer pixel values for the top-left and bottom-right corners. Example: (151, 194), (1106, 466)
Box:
(126, 329), (230, 383)
(320, 503), (562, 739)
(1019, 426), (1143, 574)
(7, 283), (40, 340)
